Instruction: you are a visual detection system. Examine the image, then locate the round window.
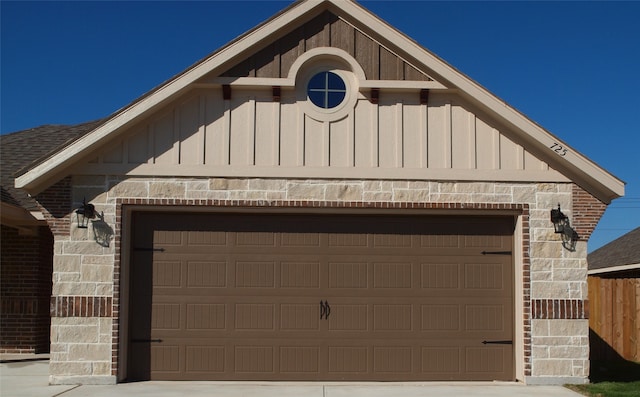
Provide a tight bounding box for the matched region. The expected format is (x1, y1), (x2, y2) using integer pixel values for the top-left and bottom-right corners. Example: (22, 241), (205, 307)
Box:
(307, 71), (346, 109)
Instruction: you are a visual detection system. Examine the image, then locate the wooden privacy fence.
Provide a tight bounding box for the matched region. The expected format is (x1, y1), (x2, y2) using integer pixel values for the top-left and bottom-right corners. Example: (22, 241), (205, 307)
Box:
(588, 276), (640, 362)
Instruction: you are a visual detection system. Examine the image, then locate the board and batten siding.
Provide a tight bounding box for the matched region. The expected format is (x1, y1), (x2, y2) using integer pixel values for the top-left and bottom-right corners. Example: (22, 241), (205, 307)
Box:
(86, 87), (557, 181)
(220, 10), (432, 82)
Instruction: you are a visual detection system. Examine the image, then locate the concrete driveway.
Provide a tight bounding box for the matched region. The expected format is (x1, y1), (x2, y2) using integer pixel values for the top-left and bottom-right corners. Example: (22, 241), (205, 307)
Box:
(1, 359), (584, 397)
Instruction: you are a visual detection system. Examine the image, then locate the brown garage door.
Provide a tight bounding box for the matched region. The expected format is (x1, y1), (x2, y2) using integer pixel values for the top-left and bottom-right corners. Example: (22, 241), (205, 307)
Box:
(128, 212), (514, 381)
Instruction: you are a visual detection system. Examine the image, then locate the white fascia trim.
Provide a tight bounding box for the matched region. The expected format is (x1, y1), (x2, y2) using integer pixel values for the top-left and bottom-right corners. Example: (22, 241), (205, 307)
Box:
(588, 263), (640, 275)
(332, 0), (624, 202)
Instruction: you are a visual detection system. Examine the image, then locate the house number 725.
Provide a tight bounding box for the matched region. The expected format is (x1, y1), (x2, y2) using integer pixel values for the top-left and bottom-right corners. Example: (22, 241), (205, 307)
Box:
(550, 143), (568, 156)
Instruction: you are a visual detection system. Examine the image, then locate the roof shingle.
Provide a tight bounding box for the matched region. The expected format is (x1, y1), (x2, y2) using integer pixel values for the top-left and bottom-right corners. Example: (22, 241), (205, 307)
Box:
(0, 120), (102, 211)
(588, 227), (640, 271)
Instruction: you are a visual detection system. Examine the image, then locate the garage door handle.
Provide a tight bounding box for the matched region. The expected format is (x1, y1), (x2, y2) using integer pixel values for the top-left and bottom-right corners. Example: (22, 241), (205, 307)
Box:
(320, 300), (331, 320)
(482, 340), (512, 345)
(132, 339), (163, 343)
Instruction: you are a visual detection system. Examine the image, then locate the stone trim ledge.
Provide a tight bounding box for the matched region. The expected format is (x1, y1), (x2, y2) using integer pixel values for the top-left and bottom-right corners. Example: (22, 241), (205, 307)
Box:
(531, 299), (589, 320)
(50, 296), (112, 317)
(524, 376), (589, 385)
(50, 375), (117, 385)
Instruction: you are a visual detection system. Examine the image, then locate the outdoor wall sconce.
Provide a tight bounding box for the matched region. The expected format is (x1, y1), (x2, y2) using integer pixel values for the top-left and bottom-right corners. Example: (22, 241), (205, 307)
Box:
(75, 198), (96, 228)
(92, 212), (114, 248)
(550, 204), (579, 251)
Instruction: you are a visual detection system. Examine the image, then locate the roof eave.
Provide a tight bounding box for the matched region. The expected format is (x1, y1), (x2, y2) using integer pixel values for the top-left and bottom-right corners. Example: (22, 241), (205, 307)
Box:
(588, 263), (640, 275)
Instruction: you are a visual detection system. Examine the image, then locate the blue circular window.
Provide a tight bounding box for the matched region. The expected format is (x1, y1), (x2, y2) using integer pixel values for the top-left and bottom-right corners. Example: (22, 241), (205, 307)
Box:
(307, 71), (346, 109)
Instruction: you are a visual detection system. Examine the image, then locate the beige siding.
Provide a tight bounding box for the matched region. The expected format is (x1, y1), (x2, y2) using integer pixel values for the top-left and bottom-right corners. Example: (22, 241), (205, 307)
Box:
(85, 90), (558, 182)
(329, 115), (352, 167)
(280, 97), (302, 167)
(178, 96), (202, 165)
(403, 98), (426, 169)
(304, 115), (327, 167)
(354, 99), (376, 168)
(255, 100), (280, 166)
(204, 89), (227, 166)
(427, 99), (449, 168)
(153, 113), (174, 165)
(476, 120), (499, 170)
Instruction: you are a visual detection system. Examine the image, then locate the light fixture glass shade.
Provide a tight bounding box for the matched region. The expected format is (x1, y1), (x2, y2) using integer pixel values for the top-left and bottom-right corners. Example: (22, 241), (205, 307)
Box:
(75, 200), (96, 228)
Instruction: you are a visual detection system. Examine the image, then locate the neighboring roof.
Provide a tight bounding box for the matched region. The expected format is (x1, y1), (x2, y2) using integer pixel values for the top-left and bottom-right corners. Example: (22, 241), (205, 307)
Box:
(14, 0), (625, 203)
(1, 121), (102, 212)
(588, 227), (640, 274)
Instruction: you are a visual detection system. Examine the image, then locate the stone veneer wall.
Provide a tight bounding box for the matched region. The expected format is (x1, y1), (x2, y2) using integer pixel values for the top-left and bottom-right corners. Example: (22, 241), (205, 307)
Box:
(45, 176), (594, 384)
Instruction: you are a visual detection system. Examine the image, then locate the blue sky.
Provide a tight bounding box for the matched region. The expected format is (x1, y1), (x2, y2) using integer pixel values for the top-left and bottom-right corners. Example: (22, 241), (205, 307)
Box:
(1, 1), (638, 251)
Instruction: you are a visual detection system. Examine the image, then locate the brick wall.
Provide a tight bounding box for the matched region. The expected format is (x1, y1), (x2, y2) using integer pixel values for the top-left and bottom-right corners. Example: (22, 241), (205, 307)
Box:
(0, 225), (53, 353)
(572, 184), (607, 241)
(35, 176), (72, 236)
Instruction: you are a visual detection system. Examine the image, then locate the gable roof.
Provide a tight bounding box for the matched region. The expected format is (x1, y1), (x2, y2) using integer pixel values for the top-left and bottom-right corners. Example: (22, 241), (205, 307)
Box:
(588, 227), (640, 275)
(14, 0), (624, 203)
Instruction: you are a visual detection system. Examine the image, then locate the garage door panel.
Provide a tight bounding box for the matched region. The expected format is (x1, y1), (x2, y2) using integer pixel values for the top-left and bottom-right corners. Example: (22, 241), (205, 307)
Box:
(234, 345), (275, 373)
(281, 261), (320, 288)
(373, 304), (413, 331)
(373, 346), (413, 373)
(419, 234), (461, 248)
(234, 303), (275, 330)
(465, 304), (506, 331)
(280, 346), (321, 373)
(464, 262), (507, 290)
(421, 346), (462, 374)
(328, 233), (368, 247)
(187, 230), (227, 246)
(328, 346), (369, 374)
(151, 303), (181, 330)
(328, 261), (369, 289)
(420, 263), (460, 289)
(150, 344), (181, 373)
(153, 261), (182, 287)
(280, 303), (321, 331)
(186, 261), (227, 288)
(463, 234), (511, 249)
(465, 346), (510, 374)
(234, 261), (276, 288)
(153, 230), (183, 246)
(328, 303), (368, 331)
(372, 262), (412, 288)
(185, 303), (226, 330)
(281, 232), (321, 247)
(130, 212), (514, 381)
(421, 304), (460, 331)
(235, 231), (276, 247)
(185, 345), (225, 373)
